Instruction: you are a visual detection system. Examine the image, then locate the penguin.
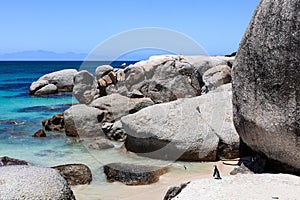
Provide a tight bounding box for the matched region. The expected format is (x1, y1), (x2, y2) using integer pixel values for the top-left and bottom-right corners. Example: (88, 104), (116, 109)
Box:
(213, 165), (222, 179)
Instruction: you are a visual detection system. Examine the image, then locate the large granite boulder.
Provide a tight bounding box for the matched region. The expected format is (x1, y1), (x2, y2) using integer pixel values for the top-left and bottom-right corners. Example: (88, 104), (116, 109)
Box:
(73, 70), (99, 104)
(52, 164), (92, 185)
(29, 69), (77, 95)
(121, 90), (239, 161)
(89, 93), (154, 122)
(103, 163), (168, 185)
(106, 55), (201, 104)
(64, 104), (105, 137)
(164, 174), (300, 200)
(232, 0), (300, 173)
(0, 165), (75, 200)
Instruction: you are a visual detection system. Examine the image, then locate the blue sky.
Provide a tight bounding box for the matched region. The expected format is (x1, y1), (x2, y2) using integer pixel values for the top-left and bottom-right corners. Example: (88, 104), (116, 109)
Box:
(0, 0), (260, 58)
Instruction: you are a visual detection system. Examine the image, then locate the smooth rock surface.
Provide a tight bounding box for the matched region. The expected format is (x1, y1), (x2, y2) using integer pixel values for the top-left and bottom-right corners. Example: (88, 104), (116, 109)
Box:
(202, 65), (232, 92)
(122, 90), (239, 161)
(232, 0), (300, 173)
(64, 104), (105, 137)
(89, 93), (154, 123)
(87, 138), (114, 150)
(52, 164), (92, 185)
(34, 84), (58, 95)
(0, 165), (75, 200)
(103, 163), (168, 185)
(73, 70), (99, 104)
(29, 69), (77, 95)
(165, 174), (300, 200)
(95, 65), (114, 80)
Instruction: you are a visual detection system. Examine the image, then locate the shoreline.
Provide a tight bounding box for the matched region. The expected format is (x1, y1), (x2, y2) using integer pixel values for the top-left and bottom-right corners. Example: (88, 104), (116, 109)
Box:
(72, 161), (237, 200)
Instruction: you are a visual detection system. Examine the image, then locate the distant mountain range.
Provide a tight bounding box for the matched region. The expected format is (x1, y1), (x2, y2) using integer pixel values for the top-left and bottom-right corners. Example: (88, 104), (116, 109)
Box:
(0, 50), (88, 60)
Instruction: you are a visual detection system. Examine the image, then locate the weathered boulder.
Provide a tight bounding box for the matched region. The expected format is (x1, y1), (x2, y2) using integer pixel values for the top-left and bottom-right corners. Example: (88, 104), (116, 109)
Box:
(52, 164), (92, 185)
(0, 165), (75, 200)
(232, 0), (300, 173)
(202, 65), (232, 92)
(89, 93), (154, 123)
(34, 84), (58, 95)
(95, 65), (114, 80)
(182, 55), (234, 86)
(29, 80), (49, 95)
(0, 156), (30, 166)
(32, 129), (46, 137)
(64, 104), (105, 137)
(42, 113), (65, 132)
(106, 55), (201, 103)
(29, 69), (77, 95)
(121, 90), (239, 161)
(164, 174), (300, 200)
(73, 70), (99, 104)
(103, 163), (168, 185)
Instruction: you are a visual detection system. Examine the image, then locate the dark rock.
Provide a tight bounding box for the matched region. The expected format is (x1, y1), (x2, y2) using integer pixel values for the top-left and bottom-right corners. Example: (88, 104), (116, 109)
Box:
(52, 164), (92, 185)
(230, 163), (253, 175)
(103, 163), (168, 185)
(232, 0), (300, 173)
(33, 129), (46, 137)
(42, 113), (65, 132)
(163, 182), (190, 200)
(102, 121), (127, 142)
(0, 156), (30, 166)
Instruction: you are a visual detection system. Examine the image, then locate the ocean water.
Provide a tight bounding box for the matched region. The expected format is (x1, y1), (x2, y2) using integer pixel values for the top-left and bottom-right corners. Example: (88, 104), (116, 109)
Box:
(0, 61), (214, 200)
(0, 61), (138, 166)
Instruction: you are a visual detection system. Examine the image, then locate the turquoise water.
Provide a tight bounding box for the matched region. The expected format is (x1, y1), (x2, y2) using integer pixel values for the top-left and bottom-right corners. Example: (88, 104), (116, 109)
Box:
(0, 61), (138, 167)
(0, 61), (218, 199)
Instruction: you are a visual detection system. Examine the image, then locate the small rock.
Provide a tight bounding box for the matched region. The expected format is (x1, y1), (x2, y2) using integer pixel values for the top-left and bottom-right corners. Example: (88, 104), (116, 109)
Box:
(52, 164), (92, 185)
(202, 65), (231, 92)
(0, 156), (30, 166)
(103, 163), (168, 185)
(42, 113), (65, 132)
(88, 138), (114, 150)
(95, 65), (114, 80)
(164, 182), (190, 200)
(102, 121), (127, 142)
(230, 163), (253, 175)
(128, 89), (144, 98)
(33, 129), (46, 137)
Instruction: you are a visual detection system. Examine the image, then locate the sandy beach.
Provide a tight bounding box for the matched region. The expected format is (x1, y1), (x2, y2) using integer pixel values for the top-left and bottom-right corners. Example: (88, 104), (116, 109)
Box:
(72, 161), (236, 200)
